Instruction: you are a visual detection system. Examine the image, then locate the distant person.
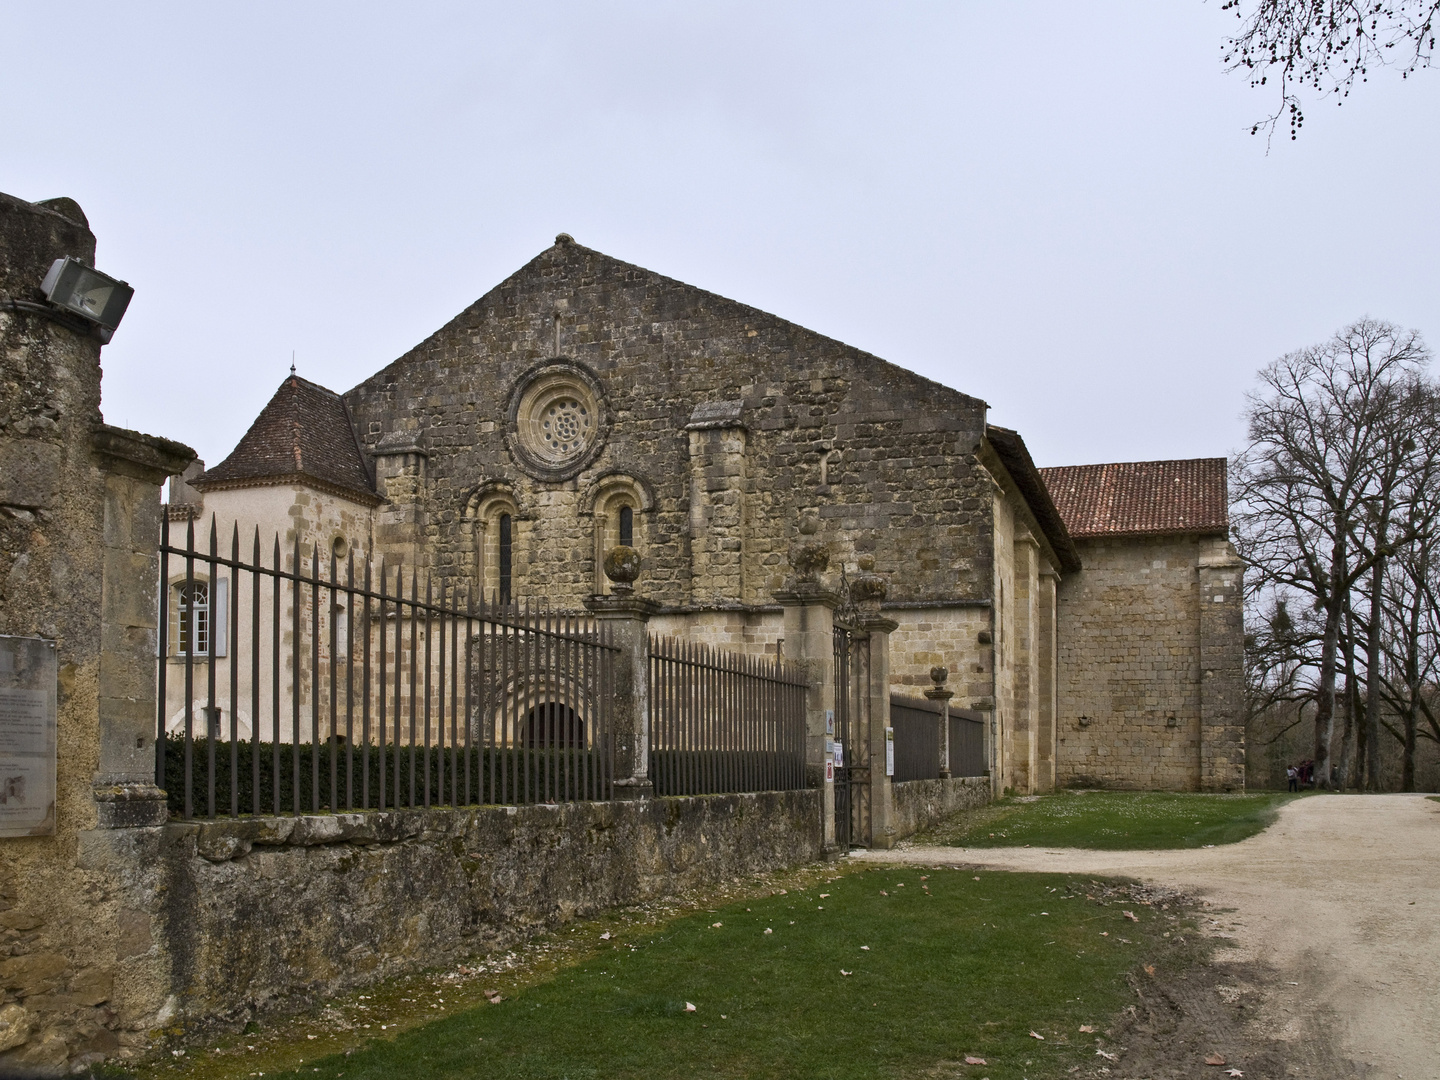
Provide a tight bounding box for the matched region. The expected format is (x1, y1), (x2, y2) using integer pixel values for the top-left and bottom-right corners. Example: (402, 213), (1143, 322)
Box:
(1287, 764), (1299, 792)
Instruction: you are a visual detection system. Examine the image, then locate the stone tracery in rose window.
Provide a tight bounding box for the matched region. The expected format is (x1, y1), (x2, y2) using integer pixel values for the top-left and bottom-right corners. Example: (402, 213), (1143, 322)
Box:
(538, 396), (591, 460)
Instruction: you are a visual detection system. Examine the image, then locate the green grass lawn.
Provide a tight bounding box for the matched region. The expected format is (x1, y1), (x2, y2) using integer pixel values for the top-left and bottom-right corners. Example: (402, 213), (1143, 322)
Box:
(224, 867), (1185, 1080)
(912, 790), (1305, 850)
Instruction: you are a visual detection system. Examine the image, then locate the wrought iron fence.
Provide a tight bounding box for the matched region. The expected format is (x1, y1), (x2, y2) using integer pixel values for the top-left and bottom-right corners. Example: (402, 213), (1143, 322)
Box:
(889, 695), (987, 781)
(157, 515), (618, 819)
(647, 635), (807, 795)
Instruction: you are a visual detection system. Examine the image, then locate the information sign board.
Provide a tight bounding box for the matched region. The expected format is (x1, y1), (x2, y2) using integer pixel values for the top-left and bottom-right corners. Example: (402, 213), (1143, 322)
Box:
(0, 636), (57, 837)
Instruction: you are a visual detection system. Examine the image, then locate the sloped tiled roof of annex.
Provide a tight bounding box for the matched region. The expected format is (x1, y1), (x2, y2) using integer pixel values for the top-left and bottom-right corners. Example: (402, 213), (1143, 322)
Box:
(1037, 458), (1229, 538)
(195, 375), (379, 503)
(985, 426), (1081, 574)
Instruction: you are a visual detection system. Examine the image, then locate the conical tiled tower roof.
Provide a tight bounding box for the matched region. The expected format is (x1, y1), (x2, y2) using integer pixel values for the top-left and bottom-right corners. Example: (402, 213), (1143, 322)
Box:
(195, 374), (378, 503)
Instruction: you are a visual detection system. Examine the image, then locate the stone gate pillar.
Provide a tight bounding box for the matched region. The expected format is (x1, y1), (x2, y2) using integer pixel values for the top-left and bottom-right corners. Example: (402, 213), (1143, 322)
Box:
(584, 546), (657, 799)
(1, 191), (196, 1073)
(93, 428), (195, 826)
(772, 517), (839, 853)
(853, 557), (898, 850)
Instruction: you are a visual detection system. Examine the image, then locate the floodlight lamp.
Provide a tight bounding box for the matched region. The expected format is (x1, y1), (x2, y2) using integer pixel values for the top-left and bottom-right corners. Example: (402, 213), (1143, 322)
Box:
(39, 257), (133, 342)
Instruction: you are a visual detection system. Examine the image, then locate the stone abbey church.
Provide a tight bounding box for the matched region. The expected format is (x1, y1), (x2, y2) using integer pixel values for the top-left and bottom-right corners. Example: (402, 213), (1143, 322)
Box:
(172, 234), (1245, 793)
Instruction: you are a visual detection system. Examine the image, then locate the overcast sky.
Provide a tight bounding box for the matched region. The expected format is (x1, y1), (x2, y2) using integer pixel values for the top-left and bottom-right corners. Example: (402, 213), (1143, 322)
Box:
(5, 2), (1438, 470)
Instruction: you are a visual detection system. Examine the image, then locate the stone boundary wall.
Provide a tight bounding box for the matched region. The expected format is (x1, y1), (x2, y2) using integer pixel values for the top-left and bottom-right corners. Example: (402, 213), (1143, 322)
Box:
(890, 777), (991, 841)
(144, 791), (822, 1033)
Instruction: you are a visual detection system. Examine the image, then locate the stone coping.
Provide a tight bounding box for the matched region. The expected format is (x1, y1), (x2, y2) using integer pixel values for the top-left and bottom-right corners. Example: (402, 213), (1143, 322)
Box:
(175, 791), (812, 863)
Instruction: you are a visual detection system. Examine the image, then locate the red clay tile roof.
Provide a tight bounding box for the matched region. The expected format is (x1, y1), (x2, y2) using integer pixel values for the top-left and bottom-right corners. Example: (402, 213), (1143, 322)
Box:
(1038, 458), (1229, 538)
(194, 375), (378, 503)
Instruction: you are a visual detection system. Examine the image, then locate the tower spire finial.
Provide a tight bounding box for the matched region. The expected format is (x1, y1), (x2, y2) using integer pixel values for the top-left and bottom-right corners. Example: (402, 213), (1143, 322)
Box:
(290, 350), (296, 376)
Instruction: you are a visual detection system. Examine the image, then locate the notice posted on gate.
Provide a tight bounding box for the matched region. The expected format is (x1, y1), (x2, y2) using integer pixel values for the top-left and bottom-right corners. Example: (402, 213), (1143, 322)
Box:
(0, 636), (57, 837)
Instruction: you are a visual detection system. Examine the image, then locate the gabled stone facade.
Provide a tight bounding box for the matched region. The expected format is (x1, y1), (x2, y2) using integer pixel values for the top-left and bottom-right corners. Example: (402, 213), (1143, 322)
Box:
(173, 234), (1244, 794)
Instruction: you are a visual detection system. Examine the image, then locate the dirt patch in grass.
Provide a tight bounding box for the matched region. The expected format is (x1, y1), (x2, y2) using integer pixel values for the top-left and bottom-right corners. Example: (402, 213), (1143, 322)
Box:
(1097, 950), (1364, 1079)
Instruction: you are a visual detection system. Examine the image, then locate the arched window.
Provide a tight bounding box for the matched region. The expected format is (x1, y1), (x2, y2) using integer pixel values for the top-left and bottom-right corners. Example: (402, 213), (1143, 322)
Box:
(466, 485), (521, 604)
(499, 513), (513, 605)
(581, 475), (651, 593)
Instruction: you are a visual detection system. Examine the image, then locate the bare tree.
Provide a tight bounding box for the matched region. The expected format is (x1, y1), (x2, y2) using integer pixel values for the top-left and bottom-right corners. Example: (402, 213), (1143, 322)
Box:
(1343, 376), (1439, 785)
(1375, 409), (1440, 788)
(1234, 319), (1432, 786)
(1221, 0), (1439, 139)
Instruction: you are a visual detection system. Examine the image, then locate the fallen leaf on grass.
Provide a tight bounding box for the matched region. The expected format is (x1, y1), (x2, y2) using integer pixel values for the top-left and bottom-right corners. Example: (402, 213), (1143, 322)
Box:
(880, 890), (889, 896)
(763, 928), (773, 935)
(1204, 1052), (1226, 1065)
(964, 1055), (986, 1065)
(840, 970), (852, 977)
(1144, 965), (1156, 976)
(1029, 1031), (1045, 1040)
(711, 922), (723, 928)
(1122, 911), (1139, 922)
(684, 1002), (697, 1012)
(819, 893), (830, 898)
(1226, 1071), (1243, 1077)
(1095, 1049), (1116, 1061)
(599, 932), (611, 940)
(1078, 1025), (1095, 1033)
(860, 945), (870, 950)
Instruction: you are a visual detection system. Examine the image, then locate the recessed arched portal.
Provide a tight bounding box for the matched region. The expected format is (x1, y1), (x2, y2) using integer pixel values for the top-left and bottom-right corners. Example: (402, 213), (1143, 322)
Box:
(525, 701), (585, 749)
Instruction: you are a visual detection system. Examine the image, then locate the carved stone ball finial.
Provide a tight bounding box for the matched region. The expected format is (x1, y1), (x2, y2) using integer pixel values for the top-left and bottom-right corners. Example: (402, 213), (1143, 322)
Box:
(789, 542), (829, 583)
(788, 514), (828, 584)
(603, 545), (640, 594)
(856, 553), (875, 573)
(850, 574), (887, 608)
(930, 665), (949, 687)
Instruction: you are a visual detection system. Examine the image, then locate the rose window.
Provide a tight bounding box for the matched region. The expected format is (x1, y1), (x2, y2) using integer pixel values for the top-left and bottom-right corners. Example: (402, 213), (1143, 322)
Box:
(540, 398), (590, 457)
(509, 363), (606, 480)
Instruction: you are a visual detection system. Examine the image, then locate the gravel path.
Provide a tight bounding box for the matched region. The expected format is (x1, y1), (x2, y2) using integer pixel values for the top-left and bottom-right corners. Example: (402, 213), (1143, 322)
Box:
(857, 794), (1440, 1080)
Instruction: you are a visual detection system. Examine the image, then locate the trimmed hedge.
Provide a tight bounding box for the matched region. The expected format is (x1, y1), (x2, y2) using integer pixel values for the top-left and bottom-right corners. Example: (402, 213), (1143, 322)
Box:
(161, 737), (809, 816)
